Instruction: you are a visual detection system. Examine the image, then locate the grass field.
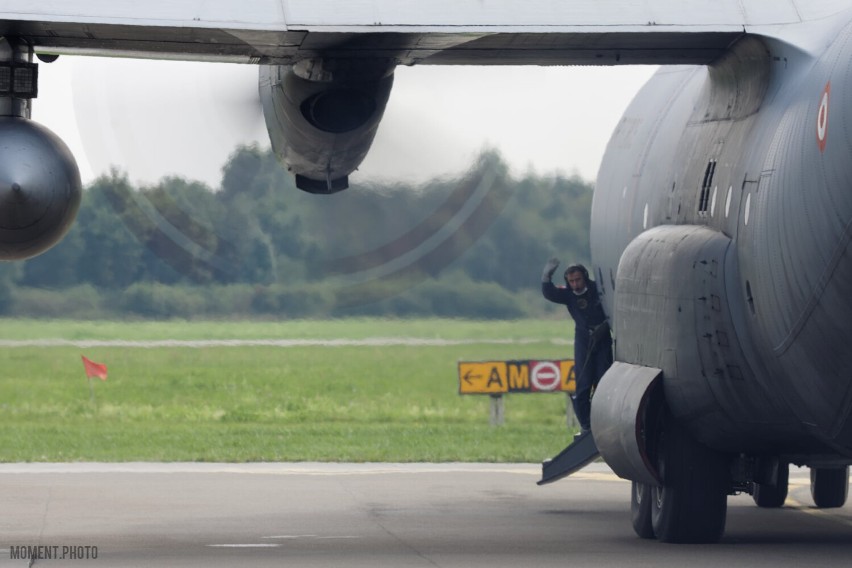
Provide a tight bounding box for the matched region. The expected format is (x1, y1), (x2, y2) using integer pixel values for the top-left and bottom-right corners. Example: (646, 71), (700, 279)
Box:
(0, 318), (578, 463)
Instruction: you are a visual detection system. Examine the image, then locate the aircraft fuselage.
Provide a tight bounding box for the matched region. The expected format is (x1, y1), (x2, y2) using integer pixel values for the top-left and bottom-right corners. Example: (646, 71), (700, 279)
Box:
(591, 17), (852, 462)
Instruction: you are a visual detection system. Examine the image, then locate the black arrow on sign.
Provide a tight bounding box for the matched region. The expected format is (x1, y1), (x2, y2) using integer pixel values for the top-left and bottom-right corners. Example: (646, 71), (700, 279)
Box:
(463, 370), (480, 385)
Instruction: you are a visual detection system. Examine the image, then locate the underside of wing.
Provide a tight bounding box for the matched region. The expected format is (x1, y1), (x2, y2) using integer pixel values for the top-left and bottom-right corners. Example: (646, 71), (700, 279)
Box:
(1, 0), (831, 65)
(0, 0), (848, 201)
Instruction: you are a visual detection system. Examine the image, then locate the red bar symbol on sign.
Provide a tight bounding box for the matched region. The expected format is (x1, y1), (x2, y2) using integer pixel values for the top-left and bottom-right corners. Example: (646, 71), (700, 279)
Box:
(530, 361), (561, 392)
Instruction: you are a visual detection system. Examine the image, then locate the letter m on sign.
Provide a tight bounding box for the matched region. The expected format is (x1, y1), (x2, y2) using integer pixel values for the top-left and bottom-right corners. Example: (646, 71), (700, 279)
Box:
(508, 362), (530, 392)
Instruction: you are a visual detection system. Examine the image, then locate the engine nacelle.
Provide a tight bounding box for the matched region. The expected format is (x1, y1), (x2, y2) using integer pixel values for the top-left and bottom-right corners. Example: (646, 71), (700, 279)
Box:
(259, 58), (394, 194)
(591, 362), (663, 485)
(0, 117), (81, 260)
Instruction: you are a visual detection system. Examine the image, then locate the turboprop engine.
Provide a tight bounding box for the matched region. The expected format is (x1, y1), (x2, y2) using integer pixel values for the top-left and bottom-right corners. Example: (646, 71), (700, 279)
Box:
(259, 58), (394, 194)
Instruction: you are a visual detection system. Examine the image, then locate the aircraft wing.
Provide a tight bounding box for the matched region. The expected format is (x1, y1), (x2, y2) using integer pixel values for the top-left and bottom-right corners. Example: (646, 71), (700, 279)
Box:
(0, 0), (828, 66)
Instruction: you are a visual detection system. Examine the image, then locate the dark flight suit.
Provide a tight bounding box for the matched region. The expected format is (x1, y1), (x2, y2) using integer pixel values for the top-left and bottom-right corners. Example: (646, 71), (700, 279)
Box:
(541, 279), (613, 431)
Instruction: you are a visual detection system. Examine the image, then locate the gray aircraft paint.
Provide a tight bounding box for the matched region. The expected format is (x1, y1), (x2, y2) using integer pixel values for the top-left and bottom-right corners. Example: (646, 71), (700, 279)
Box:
(591, 20), (852, 460)
(4, 0), (852, 542)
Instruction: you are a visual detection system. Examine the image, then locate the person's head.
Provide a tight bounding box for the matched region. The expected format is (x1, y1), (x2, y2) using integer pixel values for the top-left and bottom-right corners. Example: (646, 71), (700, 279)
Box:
(564, 264), (589, 294)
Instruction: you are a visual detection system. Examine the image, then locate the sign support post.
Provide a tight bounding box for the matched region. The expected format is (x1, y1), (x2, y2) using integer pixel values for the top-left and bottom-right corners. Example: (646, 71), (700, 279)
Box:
(565, 393), (578, 429)
(489, 394), (505, 426)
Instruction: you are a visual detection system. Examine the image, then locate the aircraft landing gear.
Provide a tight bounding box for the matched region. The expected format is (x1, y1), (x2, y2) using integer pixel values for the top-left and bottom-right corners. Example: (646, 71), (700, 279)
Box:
(810, 466), (849, 508)
(753, 462), (789, 508)
(630, 481), (655, 539)
(646, 420), (729, 543)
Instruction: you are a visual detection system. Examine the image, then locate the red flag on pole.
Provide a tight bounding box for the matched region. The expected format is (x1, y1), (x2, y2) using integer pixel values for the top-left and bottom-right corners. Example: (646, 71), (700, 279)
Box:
(81, 355), (108, 381)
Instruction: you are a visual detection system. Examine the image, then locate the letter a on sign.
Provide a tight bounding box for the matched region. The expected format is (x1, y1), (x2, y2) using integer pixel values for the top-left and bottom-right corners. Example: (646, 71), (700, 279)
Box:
(487, 367), (503, 388)
(458, 362), (508, 394)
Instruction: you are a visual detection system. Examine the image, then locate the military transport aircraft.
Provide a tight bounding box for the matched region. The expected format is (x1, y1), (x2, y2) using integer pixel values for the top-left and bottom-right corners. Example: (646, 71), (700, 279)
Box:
(2, 0), (852, 544)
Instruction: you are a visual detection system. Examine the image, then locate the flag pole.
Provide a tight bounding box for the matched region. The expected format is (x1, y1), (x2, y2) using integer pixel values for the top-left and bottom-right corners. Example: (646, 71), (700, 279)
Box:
(81, 355), (107, 405)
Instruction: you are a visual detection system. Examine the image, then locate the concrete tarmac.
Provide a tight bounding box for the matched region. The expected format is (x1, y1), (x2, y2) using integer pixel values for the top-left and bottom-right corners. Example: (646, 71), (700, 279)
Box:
(2, 462), (851, 567)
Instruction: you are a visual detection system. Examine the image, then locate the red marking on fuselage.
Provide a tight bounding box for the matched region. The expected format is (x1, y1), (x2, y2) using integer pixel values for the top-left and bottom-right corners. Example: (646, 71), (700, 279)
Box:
(817, 81), (831, 153)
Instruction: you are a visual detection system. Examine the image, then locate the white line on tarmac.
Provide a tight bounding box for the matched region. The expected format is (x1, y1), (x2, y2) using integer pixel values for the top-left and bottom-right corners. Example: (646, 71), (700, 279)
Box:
(0, 338), (569, 348)
(0, 462), (541, 475)
(207, 544), (281, 548)
(0, 462), (616, 477)
(261, 535), (360, 540)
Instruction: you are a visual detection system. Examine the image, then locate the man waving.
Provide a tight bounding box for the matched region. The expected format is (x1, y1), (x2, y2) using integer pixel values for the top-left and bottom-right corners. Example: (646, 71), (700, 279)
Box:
(541, 258), (613, 436)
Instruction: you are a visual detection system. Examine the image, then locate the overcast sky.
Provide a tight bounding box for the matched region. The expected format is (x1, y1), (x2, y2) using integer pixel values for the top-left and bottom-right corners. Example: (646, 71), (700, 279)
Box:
(31, 57), (658, 188)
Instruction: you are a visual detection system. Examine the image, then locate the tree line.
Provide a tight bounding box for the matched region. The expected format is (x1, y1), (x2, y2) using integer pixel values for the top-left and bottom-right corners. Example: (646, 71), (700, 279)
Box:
(1, 145), (594, 319)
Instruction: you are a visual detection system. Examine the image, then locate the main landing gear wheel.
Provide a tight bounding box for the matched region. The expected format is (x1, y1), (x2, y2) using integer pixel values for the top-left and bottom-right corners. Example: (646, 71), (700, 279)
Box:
(650, 421), (730, 543)
(753, 462), (789, 508)
(810, 466), (849, 508)
(631, 481), (655, 539)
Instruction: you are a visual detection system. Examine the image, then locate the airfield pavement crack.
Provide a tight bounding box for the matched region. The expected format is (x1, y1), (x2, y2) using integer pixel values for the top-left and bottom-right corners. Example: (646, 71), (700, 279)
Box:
(29, 487), (53, 567)
(334, 475), (441, 568)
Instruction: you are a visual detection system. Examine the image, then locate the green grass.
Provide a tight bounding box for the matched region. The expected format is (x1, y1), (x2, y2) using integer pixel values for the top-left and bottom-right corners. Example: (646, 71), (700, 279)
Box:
(0, 319), (578, 462)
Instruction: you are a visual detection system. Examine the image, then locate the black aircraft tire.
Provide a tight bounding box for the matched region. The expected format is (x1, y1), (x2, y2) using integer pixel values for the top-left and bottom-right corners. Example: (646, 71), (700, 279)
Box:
(753, 463), (789, 508)
(631, 481), (655, 539)
(650, 423), (729, 544)
(810, 466), (849, 508)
